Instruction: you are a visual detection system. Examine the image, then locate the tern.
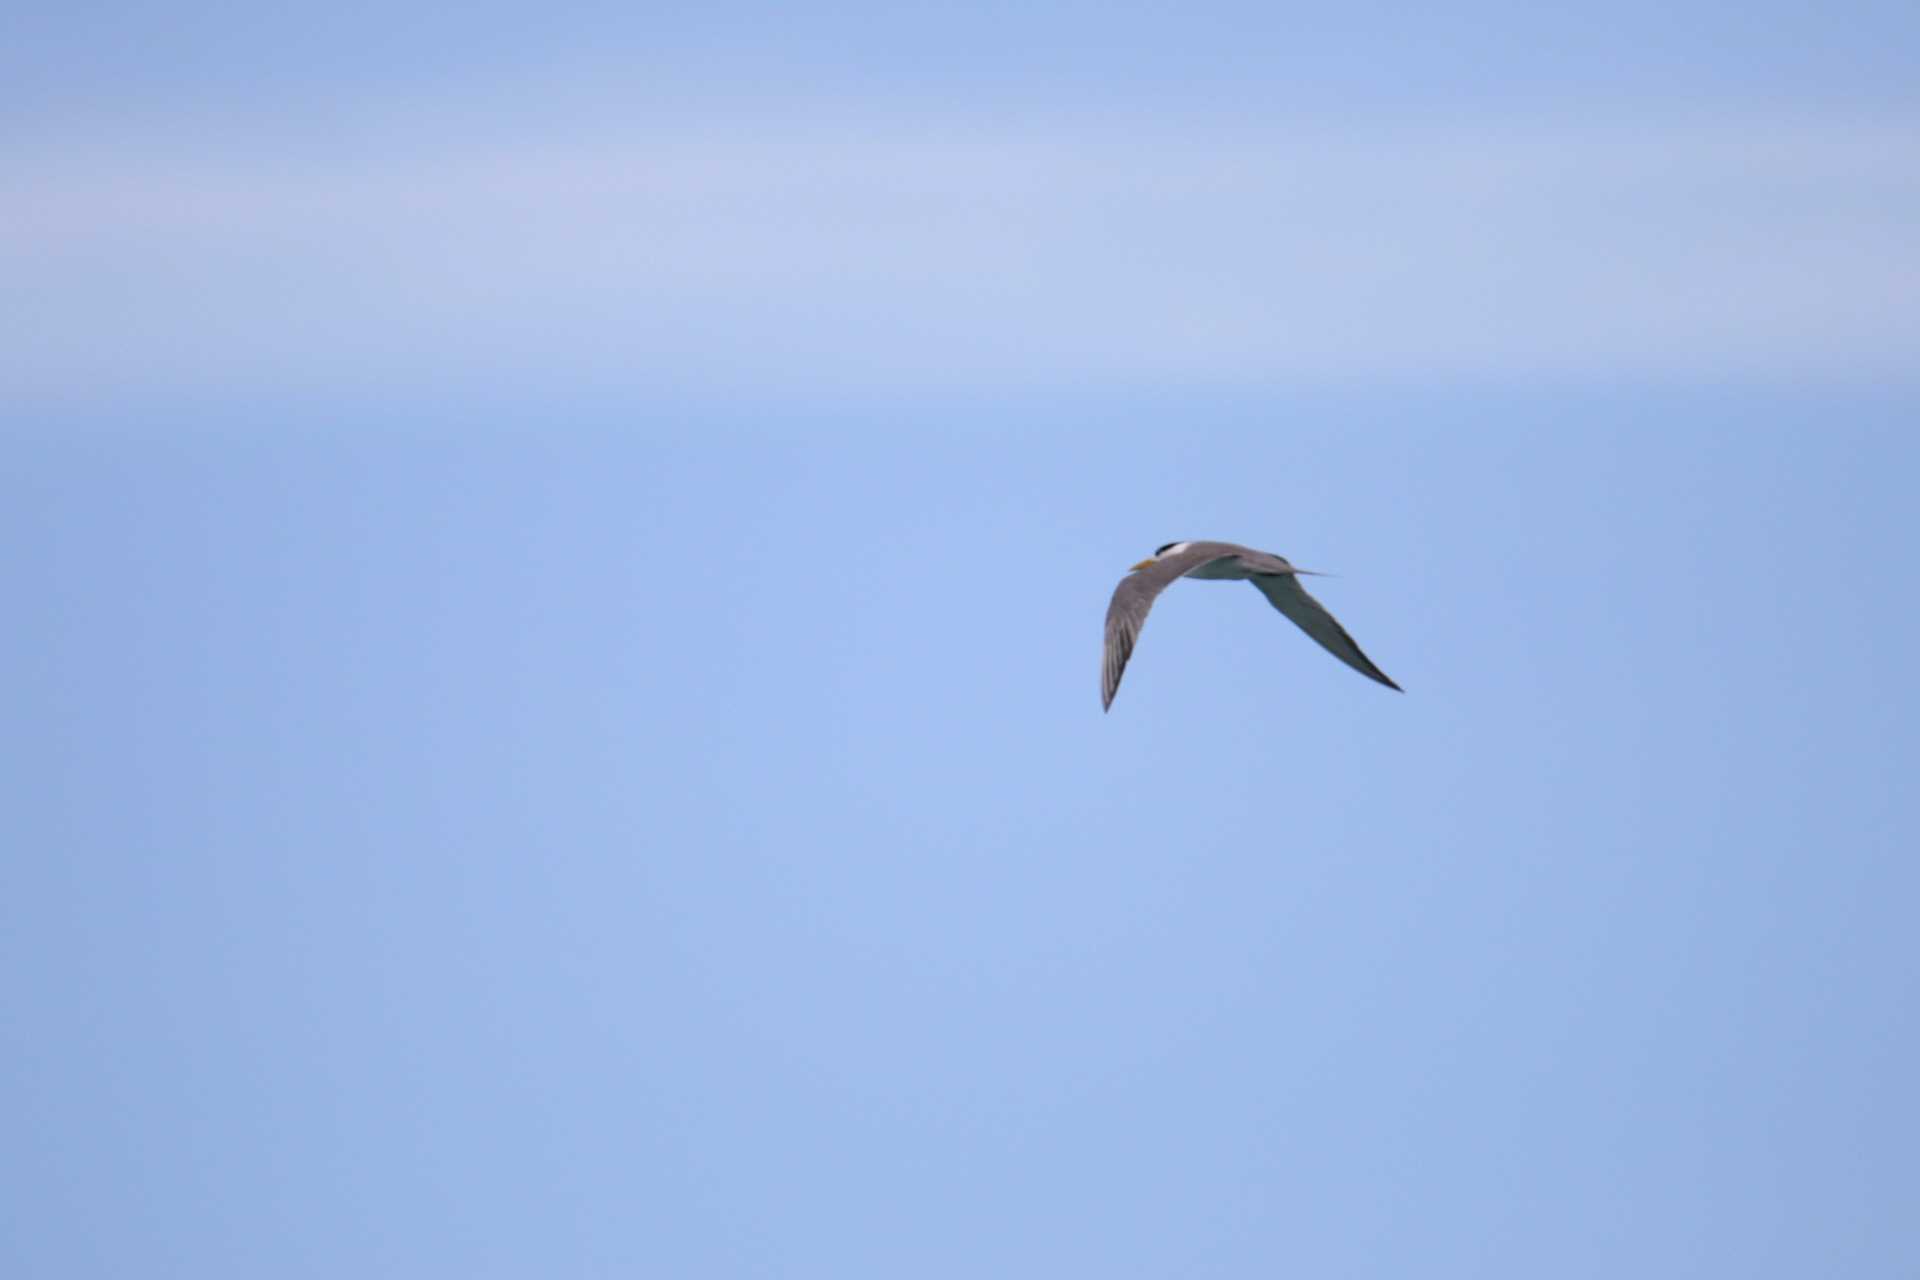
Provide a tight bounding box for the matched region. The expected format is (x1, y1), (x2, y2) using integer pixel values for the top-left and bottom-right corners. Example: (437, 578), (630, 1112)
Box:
(1103, 540), (1401, 711)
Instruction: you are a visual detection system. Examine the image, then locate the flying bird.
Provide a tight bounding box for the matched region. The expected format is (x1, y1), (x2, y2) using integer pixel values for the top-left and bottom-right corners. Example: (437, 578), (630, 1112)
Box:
(1103, 540), (1401, 711)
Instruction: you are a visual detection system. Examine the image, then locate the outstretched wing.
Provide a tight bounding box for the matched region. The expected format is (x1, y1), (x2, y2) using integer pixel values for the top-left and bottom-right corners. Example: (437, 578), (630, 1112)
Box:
(1101, 544), (1235, 711)
(1248, 572), (1402, 691)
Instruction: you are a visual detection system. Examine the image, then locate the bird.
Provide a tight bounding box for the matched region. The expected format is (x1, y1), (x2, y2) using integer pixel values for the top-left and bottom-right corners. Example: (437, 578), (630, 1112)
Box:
(1102, 540), (1401, 711)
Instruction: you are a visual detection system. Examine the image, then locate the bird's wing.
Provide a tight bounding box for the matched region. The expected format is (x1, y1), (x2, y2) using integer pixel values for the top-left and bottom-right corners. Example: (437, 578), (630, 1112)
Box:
(1101, 544), (1236, 710)
(1248, 572), (1402, 691)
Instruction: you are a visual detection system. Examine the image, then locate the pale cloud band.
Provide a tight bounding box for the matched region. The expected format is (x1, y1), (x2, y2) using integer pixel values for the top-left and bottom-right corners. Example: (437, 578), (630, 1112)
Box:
(6, 113), (1917, 399)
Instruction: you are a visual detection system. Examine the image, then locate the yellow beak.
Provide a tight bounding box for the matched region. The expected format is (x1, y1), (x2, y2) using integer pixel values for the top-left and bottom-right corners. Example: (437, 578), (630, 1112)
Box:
(1130, 558), (1157, 571)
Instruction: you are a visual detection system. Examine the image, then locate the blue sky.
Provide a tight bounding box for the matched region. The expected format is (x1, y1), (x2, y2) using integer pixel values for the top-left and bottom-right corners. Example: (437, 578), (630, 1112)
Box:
(5, 4), (1919, 1278)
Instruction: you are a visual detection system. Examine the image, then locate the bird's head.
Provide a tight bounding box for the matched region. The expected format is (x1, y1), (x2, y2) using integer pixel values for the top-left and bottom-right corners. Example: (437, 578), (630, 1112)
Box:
(1133, 540), (1191, 570)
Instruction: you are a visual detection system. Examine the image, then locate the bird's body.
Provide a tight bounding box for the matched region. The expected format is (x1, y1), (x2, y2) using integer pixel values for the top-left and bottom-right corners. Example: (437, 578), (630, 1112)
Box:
(1102, 540), (1400, 711)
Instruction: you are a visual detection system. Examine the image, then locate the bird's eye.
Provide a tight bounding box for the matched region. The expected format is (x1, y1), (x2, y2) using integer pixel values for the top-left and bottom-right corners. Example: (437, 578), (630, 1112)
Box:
(1155, 541), (1185, 556)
